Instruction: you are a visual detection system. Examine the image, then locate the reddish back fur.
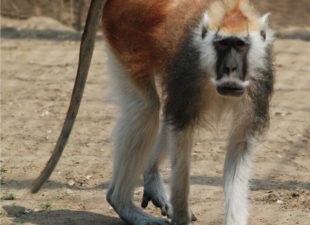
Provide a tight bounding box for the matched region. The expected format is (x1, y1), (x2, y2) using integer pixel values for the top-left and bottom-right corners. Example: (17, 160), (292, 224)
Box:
(102, 0), (260, 90)
(102, 0), (208, 90)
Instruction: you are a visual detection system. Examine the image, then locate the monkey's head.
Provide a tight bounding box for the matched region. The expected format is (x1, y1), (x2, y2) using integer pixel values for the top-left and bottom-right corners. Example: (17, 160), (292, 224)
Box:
(196, 0), (274, 97)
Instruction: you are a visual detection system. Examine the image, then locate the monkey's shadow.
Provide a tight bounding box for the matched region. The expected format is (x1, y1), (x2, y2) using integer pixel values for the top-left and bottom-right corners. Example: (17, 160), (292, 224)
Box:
(2, 205), (125, 225)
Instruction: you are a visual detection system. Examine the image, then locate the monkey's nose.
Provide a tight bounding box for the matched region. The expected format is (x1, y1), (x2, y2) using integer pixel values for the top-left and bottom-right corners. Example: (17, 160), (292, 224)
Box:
(223, 66), (237, 75)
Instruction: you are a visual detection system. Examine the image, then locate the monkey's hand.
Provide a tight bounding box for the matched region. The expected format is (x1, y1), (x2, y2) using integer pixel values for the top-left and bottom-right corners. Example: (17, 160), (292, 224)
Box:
(141, 173), (197, 221)
(141, 178), (172, 218)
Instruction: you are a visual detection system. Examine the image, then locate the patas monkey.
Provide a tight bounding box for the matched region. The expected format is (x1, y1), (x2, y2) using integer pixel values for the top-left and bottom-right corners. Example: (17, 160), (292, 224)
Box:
(32, 1), (274, 225)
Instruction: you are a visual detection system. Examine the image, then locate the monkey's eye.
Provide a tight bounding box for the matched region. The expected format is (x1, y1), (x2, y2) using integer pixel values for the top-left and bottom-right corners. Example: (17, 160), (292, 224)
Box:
(202, 27), (207, 39)
(260, 30), (266, 41)
(235, 40), (249, 51)
(236, 40), (246, 47)
(214, 39), (230, 50)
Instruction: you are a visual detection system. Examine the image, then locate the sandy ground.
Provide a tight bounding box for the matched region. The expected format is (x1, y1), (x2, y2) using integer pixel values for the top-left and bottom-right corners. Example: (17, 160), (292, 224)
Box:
(1, 20), (310, 225)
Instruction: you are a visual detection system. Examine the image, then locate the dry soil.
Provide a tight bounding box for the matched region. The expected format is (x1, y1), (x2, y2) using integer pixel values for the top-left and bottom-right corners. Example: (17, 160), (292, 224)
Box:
(1, 16), (310, 225)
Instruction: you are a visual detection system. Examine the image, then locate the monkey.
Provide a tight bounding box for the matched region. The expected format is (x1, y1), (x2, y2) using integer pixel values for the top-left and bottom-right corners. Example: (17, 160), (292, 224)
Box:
(32, 1), (274, 225)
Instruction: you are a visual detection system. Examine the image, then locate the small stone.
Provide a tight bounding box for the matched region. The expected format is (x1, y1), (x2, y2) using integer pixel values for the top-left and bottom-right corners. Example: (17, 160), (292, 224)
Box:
(276, 199), (283, 204)
(24, 208), (32, 214)
(68, 180), (75, 186)
(40, 110), (49, 117)
(292, 192), (300, 198)
(33, 208), (44, 213)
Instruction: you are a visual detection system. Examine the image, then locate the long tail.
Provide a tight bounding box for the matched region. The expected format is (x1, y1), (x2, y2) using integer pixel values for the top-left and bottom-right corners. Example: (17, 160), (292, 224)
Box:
(31, 0), (108, 193)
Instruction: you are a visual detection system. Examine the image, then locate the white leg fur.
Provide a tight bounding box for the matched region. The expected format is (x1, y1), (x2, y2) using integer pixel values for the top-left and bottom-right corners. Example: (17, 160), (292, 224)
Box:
(224, 122), (255, 225)
(106, 50), (169, 225)
(170, 127), (193, 225)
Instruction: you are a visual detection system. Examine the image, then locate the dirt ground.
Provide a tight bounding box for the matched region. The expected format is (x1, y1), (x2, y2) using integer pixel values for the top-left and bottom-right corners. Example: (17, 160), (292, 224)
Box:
(1, 11), (310, 225)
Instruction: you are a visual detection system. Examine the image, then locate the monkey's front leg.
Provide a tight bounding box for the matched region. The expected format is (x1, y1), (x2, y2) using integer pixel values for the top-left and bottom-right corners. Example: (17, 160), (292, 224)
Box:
(142, 123), (197, 222)
(142, 123), (172, 218)
(170, 127), (194, 225)
(223, 122), (256, 225)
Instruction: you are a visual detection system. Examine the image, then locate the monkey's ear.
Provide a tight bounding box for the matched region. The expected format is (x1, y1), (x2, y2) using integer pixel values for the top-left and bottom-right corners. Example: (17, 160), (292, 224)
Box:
(201, 13), (209, 39)
(261, 13), (270, 27)
(260, 13), (270, 41)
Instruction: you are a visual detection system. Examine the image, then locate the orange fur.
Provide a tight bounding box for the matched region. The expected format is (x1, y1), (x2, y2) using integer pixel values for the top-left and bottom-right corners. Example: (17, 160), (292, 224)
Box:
(207, 0), (260, 33)
(102, 0), (261, 90)
(222, 9), (248, 33)
(102, 0), (207, 90)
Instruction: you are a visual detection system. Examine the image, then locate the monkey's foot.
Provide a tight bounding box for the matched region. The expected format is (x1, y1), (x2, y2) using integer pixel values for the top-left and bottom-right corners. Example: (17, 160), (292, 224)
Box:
(119, 207), (170, 225)
(107, 193), (169, 225)
(107, 188), (170, 225)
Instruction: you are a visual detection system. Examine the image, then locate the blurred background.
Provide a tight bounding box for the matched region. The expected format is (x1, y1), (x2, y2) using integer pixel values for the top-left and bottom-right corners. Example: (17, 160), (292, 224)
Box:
(1, 0), (310, 30)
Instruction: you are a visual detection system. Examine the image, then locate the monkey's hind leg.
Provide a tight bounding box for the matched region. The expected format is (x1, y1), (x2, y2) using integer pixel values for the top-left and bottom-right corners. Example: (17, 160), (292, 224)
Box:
(106, 51), (169, 225)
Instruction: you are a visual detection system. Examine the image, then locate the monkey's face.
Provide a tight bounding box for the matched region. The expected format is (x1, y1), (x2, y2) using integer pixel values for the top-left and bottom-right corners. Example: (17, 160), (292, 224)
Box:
(196, 12), (273, 97)
(213, 36), (250, 97)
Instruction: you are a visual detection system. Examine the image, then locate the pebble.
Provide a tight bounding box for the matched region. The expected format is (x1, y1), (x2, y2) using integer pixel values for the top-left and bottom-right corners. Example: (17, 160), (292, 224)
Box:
(68, 180), (75, 186)
(277, 199), (284, 204)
